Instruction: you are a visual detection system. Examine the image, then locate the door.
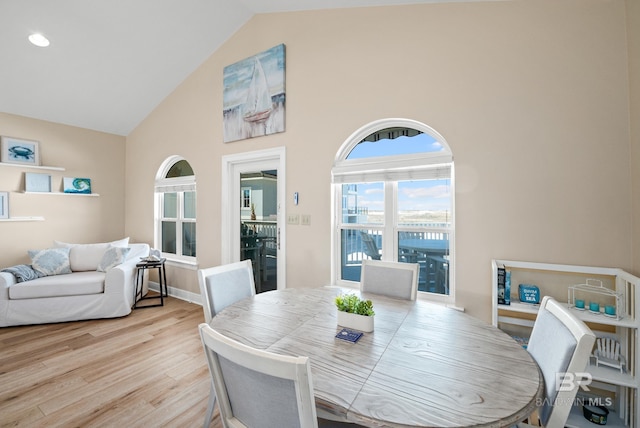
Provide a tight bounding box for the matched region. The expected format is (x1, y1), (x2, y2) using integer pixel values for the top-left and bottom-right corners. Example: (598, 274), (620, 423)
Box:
(222, 147), (286, 291)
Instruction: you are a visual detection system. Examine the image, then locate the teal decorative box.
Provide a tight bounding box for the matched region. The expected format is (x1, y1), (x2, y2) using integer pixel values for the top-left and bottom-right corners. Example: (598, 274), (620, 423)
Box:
(518, 284), (540, 304)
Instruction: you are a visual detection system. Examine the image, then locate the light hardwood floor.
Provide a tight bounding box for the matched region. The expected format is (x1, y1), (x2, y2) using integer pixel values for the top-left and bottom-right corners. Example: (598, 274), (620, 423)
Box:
(0, 296), (223, 428)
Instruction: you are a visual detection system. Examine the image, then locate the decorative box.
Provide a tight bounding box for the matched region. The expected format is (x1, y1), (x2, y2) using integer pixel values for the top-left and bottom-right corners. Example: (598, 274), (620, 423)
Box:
(518, 284), (540, 304)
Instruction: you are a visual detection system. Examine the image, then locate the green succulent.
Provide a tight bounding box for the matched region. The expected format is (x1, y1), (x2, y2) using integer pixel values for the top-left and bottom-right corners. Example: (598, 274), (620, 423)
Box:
(334, 294), (375, 316)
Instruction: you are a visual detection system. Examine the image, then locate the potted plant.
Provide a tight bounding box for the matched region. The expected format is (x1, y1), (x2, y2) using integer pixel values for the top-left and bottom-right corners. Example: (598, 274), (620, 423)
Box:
(335, 293), (375, 332)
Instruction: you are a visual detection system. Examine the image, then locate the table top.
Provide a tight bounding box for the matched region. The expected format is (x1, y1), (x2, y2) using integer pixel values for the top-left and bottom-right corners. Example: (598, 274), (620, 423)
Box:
(208, 287), (543, 427)
(135, 257), (166, 267)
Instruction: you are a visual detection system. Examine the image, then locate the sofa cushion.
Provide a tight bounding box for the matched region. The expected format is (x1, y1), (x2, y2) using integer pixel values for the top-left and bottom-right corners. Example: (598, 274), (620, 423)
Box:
(28, 248), (72, 276)
(54, 238), (130, 271)
(97, 246), (131, 272)
(9, 271), (106, 299)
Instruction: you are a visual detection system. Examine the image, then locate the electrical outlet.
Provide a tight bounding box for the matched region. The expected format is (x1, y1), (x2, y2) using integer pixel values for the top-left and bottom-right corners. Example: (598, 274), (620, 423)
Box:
(287, 214), (299, 225)
(300, 214), (311, 226)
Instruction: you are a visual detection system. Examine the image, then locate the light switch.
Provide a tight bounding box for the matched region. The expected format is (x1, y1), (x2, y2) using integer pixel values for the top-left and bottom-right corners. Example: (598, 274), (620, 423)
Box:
(287, 214), (299, 225)
(301, 214), (311, 226)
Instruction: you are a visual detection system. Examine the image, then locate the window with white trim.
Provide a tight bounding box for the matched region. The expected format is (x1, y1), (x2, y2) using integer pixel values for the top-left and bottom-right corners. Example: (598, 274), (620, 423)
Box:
(332, 119), (454, 302)
(155, 157), (196, 262)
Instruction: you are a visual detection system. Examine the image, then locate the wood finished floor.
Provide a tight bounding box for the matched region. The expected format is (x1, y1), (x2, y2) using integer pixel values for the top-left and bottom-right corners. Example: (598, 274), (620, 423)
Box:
(0, 296), (223, 428)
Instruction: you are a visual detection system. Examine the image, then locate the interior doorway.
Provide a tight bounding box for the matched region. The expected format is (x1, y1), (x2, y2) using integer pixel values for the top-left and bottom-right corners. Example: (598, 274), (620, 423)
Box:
(221, 147), (286, 292)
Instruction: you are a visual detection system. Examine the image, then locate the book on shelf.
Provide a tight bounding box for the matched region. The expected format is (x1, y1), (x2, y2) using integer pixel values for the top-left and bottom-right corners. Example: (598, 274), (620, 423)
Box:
(497, 264), (511, 305)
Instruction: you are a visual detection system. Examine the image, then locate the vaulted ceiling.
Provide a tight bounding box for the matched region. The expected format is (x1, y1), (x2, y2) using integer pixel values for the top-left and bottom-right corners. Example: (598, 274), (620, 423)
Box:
(0, 0), (486, 136)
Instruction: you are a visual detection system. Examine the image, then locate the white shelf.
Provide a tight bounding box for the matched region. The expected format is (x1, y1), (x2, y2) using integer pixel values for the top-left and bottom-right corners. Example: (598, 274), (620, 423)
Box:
(0, 162), (64, 171)
(589, 361), (638, 388)
(0, 216), (44, 222)
(22, 191), (99, 197)
(498, 302), (638, 328)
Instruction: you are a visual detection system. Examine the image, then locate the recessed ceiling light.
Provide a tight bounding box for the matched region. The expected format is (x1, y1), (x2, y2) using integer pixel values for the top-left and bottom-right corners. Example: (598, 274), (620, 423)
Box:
(28, 33), (50, 47)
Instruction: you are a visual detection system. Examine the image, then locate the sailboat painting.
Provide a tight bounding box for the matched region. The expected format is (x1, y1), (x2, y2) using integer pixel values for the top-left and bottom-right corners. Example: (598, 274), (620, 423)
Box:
(223, 44), (285, 143)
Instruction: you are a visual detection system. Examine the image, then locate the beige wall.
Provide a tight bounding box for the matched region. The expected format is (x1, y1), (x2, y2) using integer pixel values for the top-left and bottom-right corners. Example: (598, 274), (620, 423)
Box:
(1, 2), (633, 323)
(628, 0), (640, 274)
(0, 113), (127, 267)
(125, 0), (633, 322)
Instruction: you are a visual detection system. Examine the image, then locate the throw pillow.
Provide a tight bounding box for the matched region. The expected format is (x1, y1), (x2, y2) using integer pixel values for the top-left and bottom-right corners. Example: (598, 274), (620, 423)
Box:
(1, 264), (44, 282)
(28, 248), (72, 276)
(53, 237), (130, 271)
(97, 246), (131, 272)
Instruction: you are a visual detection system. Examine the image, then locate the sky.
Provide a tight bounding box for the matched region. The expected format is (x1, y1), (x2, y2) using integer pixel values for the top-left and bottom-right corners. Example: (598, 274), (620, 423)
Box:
(345, 132), (451, 215)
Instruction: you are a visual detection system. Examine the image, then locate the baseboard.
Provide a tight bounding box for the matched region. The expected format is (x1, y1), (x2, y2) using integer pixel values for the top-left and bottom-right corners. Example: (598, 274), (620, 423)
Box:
(148, 281), (203, 306)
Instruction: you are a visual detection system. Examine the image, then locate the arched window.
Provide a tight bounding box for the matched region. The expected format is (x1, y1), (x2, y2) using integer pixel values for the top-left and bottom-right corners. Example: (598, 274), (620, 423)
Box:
(155, 156), (196, 263)
(332, 118), (454, 302)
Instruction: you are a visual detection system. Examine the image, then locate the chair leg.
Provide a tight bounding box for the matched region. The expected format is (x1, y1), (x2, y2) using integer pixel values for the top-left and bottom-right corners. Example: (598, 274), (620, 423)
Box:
(204, 383), (217, 428)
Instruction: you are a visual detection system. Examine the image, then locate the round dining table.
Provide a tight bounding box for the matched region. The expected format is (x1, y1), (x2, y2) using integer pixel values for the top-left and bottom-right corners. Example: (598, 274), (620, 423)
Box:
(208, 286), (543, 427)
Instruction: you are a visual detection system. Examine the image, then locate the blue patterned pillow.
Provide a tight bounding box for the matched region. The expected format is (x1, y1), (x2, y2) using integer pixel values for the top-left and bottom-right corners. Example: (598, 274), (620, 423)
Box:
(97, 246), (131, 272)
(28, 248), (72, 276)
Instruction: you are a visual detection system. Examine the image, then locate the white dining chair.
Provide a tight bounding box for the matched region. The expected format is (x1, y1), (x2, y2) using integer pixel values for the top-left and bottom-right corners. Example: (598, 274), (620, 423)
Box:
(517, 296), (596, 427)
(360, 259), (419, 300)
(198, 259), (256, 428)
(199, 322), (318, 428)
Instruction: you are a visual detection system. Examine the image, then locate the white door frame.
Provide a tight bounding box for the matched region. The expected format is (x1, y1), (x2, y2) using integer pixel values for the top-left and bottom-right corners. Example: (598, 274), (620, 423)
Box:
(221, 147), (286, 289)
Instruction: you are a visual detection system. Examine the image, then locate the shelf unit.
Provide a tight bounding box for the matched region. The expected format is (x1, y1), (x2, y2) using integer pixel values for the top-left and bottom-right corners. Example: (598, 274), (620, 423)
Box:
(22, 191), (99, 197)
(0, 216), (45, 222)
(0, 162), (65, 171)
(1, 162), (98, 221)
(492, 259), (639, 428)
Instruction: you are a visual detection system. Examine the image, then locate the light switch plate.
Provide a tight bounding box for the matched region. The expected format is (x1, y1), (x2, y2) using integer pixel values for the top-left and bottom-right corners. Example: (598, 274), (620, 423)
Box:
(301, 214), (311, 226)
(287, 214), (299, 225)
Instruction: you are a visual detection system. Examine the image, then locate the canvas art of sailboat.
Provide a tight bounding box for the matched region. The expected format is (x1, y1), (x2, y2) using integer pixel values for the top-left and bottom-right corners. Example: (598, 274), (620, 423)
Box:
(243, 57), (273, 124)
(223, 44), (285, 143)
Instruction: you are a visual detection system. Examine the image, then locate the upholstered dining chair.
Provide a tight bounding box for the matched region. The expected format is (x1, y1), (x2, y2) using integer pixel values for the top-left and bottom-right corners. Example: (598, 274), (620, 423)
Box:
(198, 259), (256, 428)
(517, 296), (596, 427)
(198, 322), (319, 428)
(360, 259), (419, 300)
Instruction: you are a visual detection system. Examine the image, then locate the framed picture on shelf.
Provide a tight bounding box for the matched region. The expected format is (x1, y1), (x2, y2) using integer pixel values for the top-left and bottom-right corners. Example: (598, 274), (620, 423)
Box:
(1, 136), (41, 166)
(63, 177), (91, 194)
(0, 192), (8, 219)
(25, 172), (51, 192)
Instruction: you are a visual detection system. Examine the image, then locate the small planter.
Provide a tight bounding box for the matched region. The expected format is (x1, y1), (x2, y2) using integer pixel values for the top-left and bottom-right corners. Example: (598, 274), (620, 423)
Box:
(337, 310), (374, 333)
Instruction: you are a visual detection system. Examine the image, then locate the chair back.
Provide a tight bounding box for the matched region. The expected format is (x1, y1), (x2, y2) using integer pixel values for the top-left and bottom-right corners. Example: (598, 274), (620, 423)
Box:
(526, 296), (596, 427)
(198, 259), (256, 323)
(360, 259), (419, 300)
(359, 231), (381, 260)
(199, 323), (318, 428)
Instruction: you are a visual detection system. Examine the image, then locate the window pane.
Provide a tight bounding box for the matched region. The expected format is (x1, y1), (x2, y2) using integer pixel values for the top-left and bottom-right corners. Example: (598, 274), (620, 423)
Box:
(398, 232), (449, 295)
(398, 179), (451, 227)
(162, 221), (177, 254)
(184, 191), (196, 219)
(182, 222), (196, 257)
(242, 188), (251, 209)
(166, 160), (194, 178)
(163, 193), (177, 218)
(341, 183), (383, 225)
(347, 129), (443, 160)
(340, 229), (382, 281)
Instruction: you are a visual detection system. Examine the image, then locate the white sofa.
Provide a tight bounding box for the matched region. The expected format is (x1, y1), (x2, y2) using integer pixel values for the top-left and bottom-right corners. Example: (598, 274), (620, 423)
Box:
(0, 240), (150, 327)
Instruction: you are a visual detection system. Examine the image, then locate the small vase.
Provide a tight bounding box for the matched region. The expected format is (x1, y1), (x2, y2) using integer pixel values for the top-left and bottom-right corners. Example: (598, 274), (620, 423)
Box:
(337, 310), (374, 332)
